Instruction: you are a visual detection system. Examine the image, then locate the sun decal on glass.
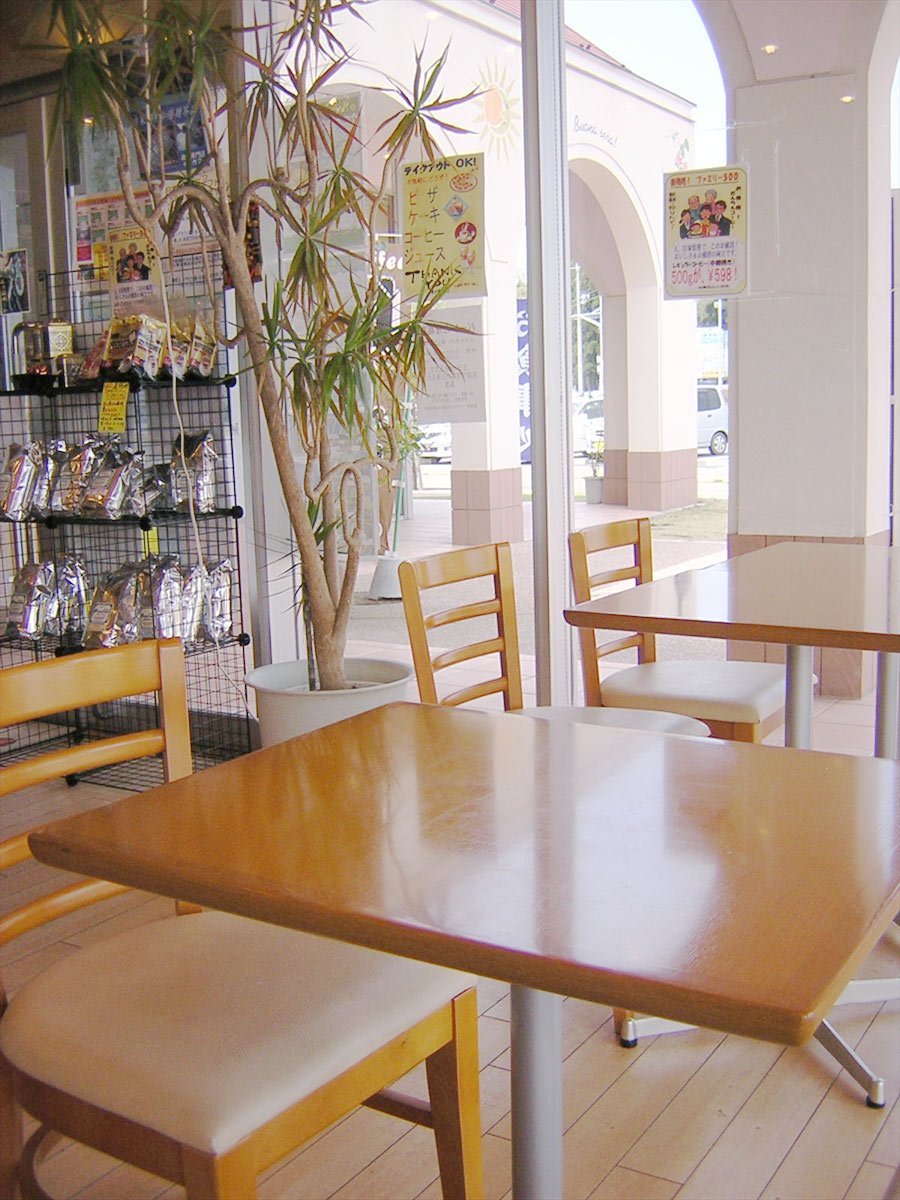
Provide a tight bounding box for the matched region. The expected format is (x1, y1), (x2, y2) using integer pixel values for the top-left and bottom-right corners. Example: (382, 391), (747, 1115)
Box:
(476, 60), (520, 159)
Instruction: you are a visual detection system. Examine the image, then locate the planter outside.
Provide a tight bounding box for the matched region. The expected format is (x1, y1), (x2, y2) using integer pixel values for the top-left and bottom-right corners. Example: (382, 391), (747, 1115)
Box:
(584, 475), (604, 504)
(245, 657), (414, 746)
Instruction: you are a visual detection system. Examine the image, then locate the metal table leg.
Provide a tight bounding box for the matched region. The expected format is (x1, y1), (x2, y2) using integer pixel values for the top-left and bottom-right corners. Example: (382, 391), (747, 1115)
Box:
(875, 651), (899, 760)
(785, 644), (814, 749)
(510, 985), (563, 1199)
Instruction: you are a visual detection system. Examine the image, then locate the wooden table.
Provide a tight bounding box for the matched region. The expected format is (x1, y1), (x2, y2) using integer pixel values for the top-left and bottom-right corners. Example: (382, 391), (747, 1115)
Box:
(564, 542), (900, 758)
(30, 703), (900, 1199)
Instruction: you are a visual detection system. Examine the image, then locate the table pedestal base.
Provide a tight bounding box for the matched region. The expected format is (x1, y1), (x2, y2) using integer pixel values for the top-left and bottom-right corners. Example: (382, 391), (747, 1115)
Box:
(511, 986), (563, 1199)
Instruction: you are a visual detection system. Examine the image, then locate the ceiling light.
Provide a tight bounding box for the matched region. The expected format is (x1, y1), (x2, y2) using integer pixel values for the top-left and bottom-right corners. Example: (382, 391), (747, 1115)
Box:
(83, 116), (94, 125)
(762, 44), (778, 54)
(840, 94), (855, 104)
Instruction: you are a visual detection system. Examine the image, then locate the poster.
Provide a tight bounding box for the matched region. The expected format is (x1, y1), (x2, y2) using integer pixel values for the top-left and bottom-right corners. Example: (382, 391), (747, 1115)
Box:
(418, 304), (486, 423)
(402, 153), (486, 298)
(74, 191), (209, 280)
(664, 166), (747, 298)
(223, 200), (263, 289)
(0, 249), (29, 314)
(135, 93), (211, 177)
(107, 226), (163, 315)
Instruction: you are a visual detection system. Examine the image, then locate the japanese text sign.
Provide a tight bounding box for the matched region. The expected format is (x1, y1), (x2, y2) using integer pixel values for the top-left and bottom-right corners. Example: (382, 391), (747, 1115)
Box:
(402, 154), (486, 298)
(664, 166), (748, 298)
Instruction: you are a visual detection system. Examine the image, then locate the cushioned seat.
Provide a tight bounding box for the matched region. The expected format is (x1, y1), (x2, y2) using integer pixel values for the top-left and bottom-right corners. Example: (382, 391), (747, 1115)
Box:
(518, 705), (709, 736)
(1, 910), (474, 1156)
(599, 660), (785, 725)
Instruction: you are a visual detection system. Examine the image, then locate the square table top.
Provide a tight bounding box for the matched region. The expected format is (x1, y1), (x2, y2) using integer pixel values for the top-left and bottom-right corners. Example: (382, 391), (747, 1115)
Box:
(30, 702), (900, 1047)
(564, 541), (900, 651)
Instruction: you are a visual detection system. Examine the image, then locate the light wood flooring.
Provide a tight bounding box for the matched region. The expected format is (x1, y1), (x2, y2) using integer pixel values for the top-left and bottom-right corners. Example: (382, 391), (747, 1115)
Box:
(3, 695), (899, 1200)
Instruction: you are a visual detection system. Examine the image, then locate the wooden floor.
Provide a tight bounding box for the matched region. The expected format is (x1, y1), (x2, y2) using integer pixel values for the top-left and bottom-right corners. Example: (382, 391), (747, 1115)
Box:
(3, 700), (899, 1200)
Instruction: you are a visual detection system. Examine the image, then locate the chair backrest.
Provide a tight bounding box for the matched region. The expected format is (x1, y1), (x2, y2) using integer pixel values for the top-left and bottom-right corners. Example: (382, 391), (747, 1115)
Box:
(0, 638), (192, 1012)
(399, 542), (524, 710)
(568, 518), (658, 706)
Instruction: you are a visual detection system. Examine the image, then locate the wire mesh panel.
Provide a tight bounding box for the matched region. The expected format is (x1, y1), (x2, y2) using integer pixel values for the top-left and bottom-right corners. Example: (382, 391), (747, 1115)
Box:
(1, 264), (252, 784)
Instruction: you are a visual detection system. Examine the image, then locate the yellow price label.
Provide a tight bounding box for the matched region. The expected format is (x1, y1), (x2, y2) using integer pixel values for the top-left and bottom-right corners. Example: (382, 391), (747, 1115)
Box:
(98, 381), (130, 432)
(142, 528), (160, 556)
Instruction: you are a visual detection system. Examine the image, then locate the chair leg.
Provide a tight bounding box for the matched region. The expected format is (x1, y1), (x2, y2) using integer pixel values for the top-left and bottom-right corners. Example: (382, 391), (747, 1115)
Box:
(181, 1143), (258, 1200)
(0, 1061), (23, 1200)
(425, 989), (483, 1200)
(613, 1008), (638, 1047)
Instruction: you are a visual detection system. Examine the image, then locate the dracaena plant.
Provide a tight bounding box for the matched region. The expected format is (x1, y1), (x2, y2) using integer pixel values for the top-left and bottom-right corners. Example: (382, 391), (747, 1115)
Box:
(43, 0), (472, 690)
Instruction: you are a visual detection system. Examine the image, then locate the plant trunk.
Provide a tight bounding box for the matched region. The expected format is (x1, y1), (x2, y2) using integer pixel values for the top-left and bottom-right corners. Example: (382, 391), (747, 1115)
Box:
(224, 230), (351, 690)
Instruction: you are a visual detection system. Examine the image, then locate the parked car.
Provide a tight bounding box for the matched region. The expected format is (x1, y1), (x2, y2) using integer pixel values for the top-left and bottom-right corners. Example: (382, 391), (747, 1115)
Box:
(572, 394), (605, 456)
(697, 383), (728, 455)
(419, 423), (452, 463)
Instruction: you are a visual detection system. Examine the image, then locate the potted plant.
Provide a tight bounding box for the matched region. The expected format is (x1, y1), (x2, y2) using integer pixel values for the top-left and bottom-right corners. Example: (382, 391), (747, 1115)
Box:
(45, 0), (472, 736)
(584, 437), (604, 503)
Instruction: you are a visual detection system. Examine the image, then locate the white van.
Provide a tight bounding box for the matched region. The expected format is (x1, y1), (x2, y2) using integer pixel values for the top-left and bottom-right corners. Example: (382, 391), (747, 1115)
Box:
(697, 384), (728, 455)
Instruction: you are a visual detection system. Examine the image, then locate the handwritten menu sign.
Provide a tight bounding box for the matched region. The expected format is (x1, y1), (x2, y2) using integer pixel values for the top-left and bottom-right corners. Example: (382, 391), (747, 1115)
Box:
(664, 166), (748, 298)
(418, 304), (486, 424)
(402, 154), (486, 298)
(99, 381), (130, 432)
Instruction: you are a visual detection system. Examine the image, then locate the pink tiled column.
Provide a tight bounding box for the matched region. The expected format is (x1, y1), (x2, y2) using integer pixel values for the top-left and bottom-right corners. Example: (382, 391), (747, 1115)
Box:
(596, 449), (698, 510)
(726, 530), (892, 699)
(450, 467), (525, 545)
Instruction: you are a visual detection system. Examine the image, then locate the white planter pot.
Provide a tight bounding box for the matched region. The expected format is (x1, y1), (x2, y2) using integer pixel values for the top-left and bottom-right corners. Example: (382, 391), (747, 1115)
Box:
(584, 475), (604, 504)
(245, 657), (414, 747)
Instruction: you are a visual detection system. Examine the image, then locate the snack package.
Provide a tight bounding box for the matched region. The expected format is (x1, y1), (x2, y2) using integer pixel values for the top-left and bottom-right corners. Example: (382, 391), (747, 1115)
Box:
(203, 558), (233, 642)
(44, 555), (90, 641)
(181, 563), (206, 645)
(53, 437), (103, 514)
(131, 314), (167, 378)
(5, 561), (55, 640)
(138, 461), (176, 513)
(78, 337), (106, 381)
(1, 441), (43, 521)
(84, 561), (144, 648)
(163, 300), (194, 379)
(32, 439), (69, 516)
(80, 436), (144, 519)
(171, 430), (217, 514)
(103, 315), (141, 372)
(139, 554), (183, 640)
(187, 306), (217, 377)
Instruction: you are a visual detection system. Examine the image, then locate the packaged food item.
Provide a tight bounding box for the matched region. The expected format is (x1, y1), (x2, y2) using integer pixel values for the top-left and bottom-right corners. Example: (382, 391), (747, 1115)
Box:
(181, 563), (206, 645)
(84, 561), (144, 648)
(77, 337), (106, 381)
(203, 558), (233, 642)
(132, 314), (167, 378)
(163, 304), (194, 380)
(171, 430), (217, 514)
(80, 436), (144, 519)
(31, 439), (70, 515)
(1, 441), (43, 521)
(187, 308), (216, 377)
(139, 554), (183, 639)
(5, 561), (55, 640)
(103, 315), (142, 372)
(44, 555), (90, 641)
(139, 461), (176, 513)
(53, 437), (103, 514)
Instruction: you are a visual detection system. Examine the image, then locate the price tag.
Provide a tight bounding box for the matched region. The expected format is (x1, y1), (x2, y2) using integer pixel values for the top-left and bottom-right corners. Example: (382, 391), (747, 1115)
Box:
(142, 528), (160, 556)
(98, 381), (130, 432)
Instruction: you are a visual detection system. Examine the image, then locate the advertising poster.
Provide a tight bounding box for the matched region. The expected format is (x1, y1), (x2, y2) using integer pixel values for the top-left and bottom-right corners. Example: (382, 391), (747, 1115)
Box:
(418, 304), (486, 424)
(107, 226), (163, 315)
(75, 191), (209, 280)
(0, 249), (29, 314)
(517, 299), (531, 464)
(664, 166), (747, 298)
(402, 153), (486, 298)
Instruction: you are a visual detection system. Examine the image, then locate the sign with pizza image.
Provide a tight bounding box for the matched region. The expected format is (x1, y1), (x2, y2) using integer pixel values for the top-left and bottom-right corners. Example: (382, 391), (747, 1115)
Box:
(402, 153), (486, 297)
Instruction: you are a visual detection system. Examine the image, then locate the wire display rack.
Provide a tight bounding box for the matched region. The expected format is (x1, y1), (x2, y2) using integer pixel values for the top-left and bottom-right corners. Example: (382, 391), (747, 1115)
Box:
(1, 262), (252, 786)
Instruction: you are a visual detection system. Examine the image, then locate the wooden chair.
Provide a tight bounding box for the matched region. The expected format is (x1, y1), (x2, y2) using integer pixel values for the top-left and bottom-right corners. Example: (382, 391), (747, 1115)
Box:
(1, 639), (482, 1200)
(399, 541), (709, 736)
(569, 519), (786, 743)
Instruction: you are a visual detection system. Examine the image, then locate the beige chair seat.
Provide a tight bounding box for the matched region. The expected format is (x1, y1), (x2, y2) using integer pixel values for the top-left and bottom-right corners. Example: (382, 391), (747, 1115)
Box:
(599, 660), (785, 725)
(1, 910), (474, 1156)
(519, 705), (710, 737)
